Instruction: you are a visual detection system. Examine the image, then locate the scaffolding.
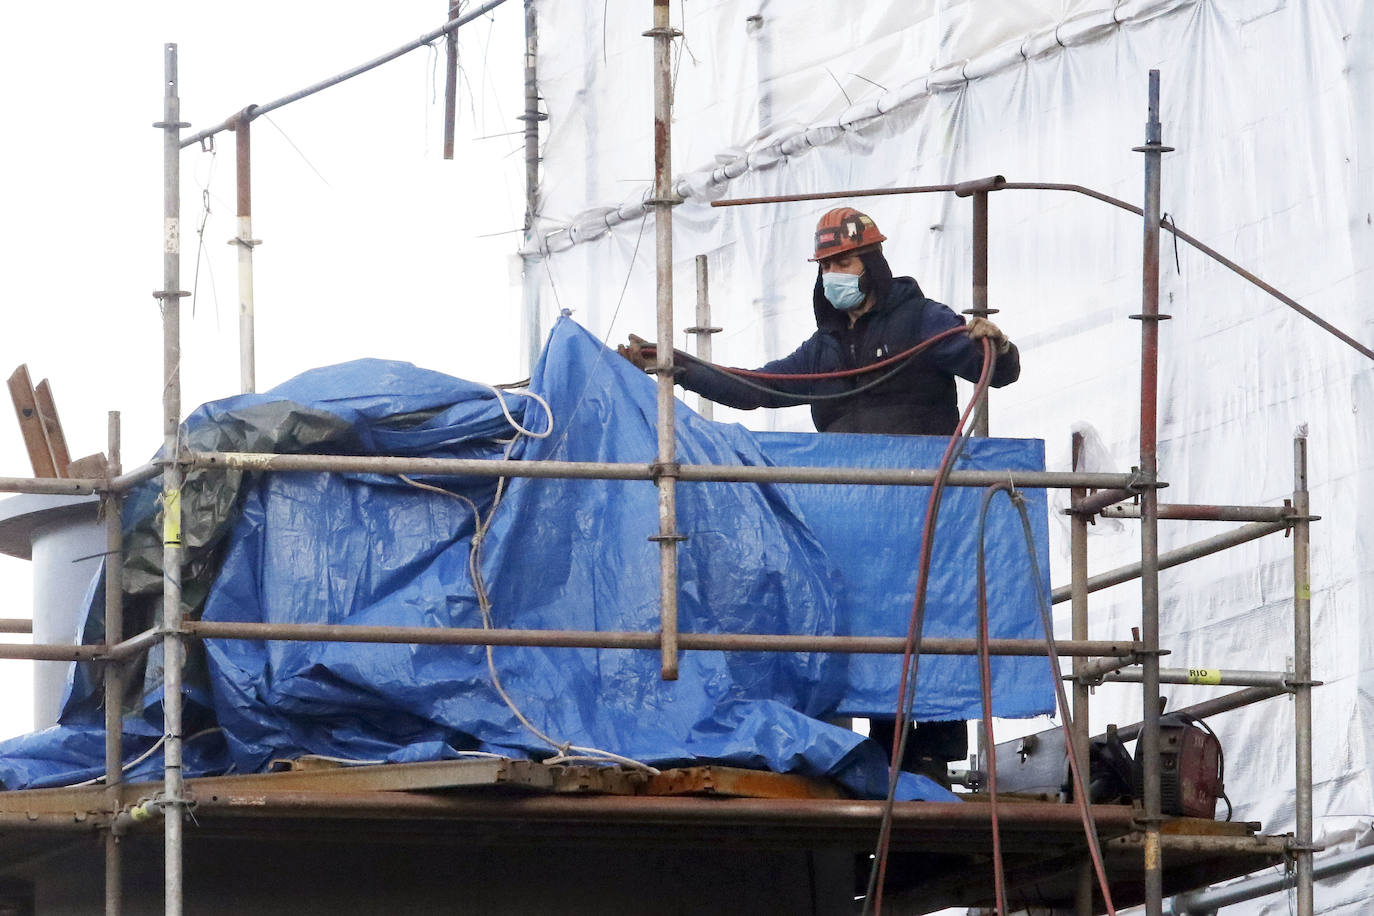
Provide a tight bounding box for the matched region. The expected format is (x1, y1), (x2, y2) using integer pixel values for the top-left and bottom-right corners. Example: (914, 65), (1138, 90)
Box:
(0, 6), (1358, 916)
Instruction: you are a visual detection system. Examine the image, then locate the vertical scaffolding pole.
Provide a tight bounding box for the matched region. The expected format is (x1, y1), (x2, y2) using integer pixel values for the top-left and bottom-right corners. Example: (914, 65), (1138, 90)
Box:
(688, 255), (720, 421)
(520, 0), (544, 374)
(970, 190), (991, 438)
(1133, 69), (1171, 916)
(1070, 432), (1093, 916)
(1292, 435), (1314, 916)
(229, 109), (258, 394)
(103, 412), (123, 916)
(647, 0), (682, 679)
(443, 0), (459, 160)
(157, 42), (188, 916)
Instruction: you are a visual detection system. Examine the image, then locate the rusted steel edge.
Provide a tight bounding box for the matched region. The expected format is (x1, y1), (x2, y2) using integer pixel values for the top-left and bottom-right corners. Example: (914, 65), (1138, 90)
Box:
(183, 620), (1136, 658)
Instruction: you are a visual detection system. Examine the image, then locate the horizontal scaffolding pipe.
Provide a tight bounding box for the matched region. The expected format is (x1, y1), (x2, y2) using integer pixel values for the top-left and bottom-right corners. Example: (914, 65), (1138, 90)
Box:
(180, 0), (514, 148)
(1103, 667), (1292, 689)
(111, 462), (162, 493)
(0, 619), (32, 635)
(184, 620), (1137, 657)
(1101, 503), (1296, 522)
(1110, 833), (1288, 856)
(1167, 844), (1374, 915)
(713, 180), (1374, 363)
(0, 643), (105, 661)
(1110, 686), (1285, 743)
(105, 627), (162, 662)
(1068, 488), (1136, 516)
(0, 476), (101, 496)
(1050, 520), (1287, 604)
(186, 450), (1137, 490)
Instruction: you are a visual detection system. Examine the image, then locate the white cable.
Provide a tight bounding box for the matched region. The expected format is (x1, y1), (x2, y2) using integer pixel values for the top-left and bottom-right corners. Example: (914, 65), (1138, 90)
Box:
(68, 727), (225, 788)
(482, 384), (554, 439)
(400, 445), (660, 776)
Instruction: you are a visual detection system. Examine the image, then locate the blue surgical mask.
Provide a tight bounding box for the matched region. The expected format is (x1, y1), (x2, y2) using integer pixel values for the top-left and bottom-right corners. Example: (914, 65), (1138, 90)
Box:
(822, 271), (866, 310)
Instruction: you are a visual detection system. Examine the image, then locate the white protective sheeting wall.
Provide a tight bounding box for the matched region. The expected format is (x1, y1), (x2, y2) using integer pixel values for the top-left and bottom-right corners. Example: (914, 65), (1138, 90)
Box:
(524, 1), (1374, 911)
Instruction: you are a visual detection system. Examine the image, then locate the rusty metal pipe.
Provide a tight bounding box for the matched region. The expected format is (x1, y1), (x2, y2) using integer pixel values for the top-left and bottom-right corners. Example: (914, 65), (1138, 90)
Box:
(1110, 686), (1284, 743)
(180, 0), (514, 149)
(104, 627), (161, 663)
(648, 0), (681, 680)
(0, 619), (33, 634)
(1050, 520), (1288, 604)
(229, 109), (257, 395)
(1136, 70), (1168, 916)
(103, 411), (124, 916)
(1292, 436), (1315, 915)
(1068, 487), (1138, 516)
(183, 619), (1135, 657)
(0, 476), (101, 496)
(713, 180), (1373, 364)
(1102, 503), (1296, 522)
(185, 450), (1136, 490)
(443, 0), (459, 160)
(0, 643), (105, 661)
(1103, 667), (1292, 689)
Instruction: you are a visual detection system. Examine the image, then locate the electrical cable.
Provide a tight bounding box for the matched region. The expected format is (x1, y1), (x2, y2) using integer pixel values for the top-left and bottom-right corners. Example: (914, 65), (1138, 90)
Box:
(398, 391), (659, 776)
(68, 727), (225, 788)
(992, 483), (1120, 915)
(974, 484), (1010, 915)
(863, 338), (996, 915)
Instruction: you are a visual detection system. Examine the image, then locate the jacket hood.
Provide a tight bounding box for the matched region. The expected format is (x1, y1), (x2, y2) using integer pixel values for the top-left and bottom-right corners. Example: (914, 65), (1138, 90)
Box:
(812, 249), (917, 332)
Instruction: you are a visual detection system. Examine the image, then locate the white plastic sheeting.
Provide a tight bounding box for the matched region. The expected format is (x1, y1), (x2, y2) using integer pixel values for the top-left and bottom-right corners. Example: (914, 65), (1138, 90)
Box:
(525, 1), (1374, 911)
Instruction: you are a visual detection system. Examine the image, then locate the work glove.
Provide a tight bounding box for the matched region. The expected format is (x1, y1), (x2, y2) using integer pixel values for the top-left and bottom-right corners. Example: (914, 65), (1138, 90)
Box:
(616, 333), (657, 372)
(967, 317), (1012, 354)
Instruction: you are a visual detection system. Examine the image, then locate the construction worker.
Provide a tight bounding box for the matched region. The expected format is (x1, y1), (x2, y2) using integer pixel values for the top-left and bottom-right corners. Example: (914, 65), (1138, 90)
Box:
(618, 206), (1021, 783)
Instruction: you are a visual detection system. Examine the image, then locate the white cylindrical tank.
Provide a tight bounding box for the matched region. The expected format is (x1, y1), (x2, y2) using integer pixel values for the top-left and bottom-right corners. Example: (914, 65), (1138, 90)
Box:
(0, 494), (104, 730)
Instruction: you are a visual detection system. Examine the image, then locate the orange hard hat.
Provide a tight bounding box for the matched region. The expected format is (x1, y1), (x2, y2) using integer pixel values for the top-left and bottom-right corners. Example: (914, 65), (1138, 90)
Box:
(809, 207), (887, 262)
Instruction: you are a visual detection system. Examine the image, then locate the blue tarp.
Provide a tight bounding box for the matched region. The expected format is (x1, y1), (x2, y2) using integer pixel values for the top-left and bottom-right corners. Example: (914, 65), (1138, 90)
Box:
(0, 318), (1052, 799)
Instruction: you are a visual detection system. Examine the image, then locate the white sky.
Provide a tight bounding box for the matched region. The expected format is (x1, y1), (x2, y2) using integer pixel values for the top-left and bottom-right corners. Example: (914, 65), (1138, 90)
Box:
(0, 2), (529, 738)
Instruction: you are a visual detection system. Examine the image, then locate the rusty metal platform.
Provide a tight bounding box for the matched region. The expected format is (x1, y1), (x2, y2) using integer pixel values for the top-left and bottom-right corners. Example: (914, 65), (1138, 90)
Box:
(0, 760), (1285, 913)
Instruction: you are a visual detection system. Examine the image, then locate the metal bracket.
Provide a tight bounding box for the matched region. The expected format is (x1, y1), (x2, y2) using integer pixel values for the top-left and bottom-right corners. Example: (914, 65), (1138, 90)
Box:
(684, 326), (723, 336)
(644, 196), (683, 207)
(961, 307), (1001, 317)
(649, 461), (680, 482)
(1129, 312), (1174, 321)
(227, 237), (263, 249)
(152, 121), (192, 130)
(1132, 143), (1177, 154)
(648, 533), (689, 544)
(642, 27), (684, 38)
(152, 290), (191, 300)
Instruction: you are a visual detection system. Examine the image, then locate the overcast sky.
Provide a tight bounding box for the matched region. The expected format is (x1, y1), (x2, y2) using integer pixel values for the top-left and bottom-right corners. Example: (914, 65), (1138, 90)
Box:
(0, 2), (529, 738)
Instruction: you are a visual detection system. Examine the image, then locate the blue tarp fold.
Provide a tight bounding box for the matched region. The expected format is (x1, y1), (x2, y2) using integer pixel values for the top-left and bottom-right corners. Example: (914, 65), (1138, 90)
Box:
(0, 318), (1052, 800)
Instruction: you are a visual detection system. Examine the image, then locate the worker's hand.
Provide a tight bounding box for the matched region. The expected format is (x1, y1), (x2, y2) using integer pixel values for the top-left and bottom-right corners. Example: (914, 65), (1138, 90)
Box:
(967, 317), (1012, 354)
(616, 333), (656, 372)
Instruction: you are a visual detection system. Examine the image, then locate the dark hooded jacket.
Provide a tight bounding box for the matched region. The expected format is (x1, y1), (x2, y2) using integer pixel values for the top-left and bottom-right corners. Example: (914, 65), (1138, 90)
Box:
(675, 251), (1020, 436)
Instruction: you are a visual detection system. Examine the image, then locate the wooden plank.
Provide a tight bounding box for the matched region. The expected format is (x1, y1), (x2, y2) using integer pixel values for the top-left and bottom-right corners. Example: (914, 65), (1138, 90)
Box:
(65, 453), (108, 479)
(7, 365), (57, 478)
(31, 380), (71, 475)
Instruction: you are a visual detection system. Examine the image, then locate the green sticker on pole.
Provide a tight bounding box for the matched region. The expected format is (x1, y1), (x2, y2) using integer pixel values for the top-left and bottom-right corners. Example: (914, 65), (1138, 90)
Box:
(1186, 668), (1221, 685)
(163, 488), (182, 547)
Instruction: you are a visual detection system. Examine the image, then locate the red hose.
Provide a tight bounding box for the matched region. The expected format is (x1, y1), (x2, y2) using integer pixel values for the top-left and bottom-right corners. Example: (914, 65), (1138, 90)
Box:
(640, 326), (967, 381)
(868, 338), (996, 914)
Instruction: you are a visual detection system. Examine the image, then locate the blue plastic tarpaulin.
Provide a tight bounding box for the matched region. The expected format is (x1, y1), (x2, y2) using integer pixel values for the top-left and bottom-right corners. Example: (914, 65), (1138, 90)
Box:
(0, 318), (1052, 800)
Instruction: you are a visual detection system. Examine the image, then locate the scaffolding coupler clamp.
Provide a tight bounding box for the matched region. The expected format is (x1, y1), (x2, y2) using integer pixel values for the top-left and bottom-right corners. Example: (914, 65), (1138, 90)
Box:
(152, 290), (191, 300)
(642, 26), (684, 39)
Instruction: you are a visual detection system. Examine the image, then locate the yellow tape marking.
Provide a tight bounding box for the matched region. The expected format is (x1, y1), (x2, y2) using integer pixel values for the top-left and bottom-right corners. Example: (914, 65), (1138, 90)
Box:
(1186, 668), (1222, 685)
(163, 488), (182, 547)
